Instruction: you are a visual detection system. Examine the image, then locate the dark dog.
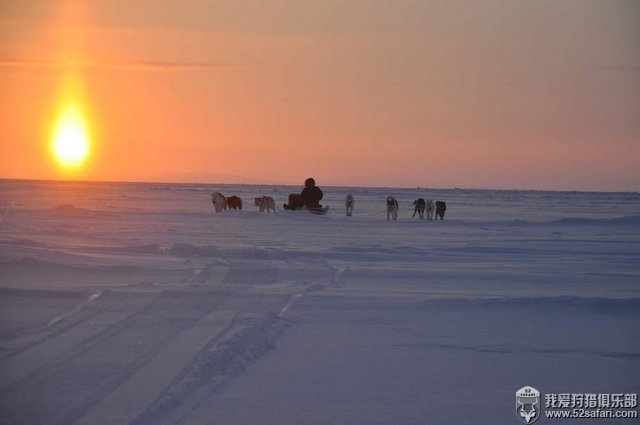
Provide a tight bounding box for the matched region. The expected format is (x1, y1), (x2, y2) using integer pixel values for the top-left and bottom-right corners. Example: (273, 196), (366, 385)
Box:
(345, 194), (355, 217)
(226, 195), (243, 210)
(435, 201), (446, 220)
(412, 198), (426, 219)
(386, 196), (399, 221)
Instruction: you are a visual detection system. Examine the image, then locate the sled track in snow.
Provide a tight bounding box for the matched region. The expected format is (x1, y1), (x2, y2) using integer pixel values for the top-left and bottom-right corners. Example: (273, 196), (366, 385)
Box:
(0, 308), (103, 362)
(0, 258), (337, 425)
(0, 290), (230, 425)
(0, 291), (105, 362)
(0, 288), (300, 425)
(129, 313), (289, 425)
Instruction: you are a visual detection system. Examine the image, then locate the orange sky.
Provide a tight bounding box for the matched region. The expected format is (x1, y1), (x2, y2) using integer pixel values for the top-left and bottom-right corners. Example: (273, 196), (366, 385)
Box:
(1, 0), (639, 190)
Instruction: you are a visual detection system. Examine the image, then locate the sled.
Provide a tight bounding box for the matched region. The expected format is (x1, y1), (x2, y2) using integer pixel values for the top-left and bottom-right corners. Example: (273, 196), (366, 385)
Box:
(306, 206), (329, 215)
(283, 193), (328, 215)
(282, 204), (329, 215)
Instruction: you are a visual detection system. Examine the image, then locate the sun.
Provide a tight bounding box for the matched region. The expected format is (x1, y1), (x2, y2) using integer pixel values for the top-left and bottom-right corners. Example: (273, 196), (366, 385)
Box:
(51, 104), (90, 168)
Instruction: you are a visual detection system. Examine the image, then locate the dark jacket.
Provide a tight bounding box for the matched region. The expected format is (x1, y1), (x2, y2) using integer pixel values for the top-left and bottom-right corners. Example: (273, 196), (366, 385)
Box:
(302, 185), (323, 208)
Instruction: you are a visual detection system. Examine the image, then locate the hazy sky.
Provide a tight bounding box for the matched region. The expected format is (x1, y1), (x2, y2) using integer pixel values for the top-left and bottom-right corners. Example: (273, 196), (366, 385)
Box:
(1, 0), (638, 190)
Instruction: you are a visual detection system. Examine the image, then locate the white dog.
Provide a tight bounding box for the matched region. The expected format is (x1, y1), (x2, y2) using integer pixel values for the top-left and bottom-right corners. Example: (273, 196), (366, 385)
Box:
(426, 199), (435, 221)
(345, 194), (354, 216)
(386, 196), (399, 221)
(211, 192), (227, 213)
(254, 196), (276, 213)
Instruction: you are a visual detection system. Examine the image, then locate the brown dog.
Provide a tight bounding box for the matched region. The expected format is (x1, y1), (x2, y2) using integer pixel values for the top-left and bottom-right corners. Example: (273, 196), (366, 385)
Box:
(226, 195), (243, 210)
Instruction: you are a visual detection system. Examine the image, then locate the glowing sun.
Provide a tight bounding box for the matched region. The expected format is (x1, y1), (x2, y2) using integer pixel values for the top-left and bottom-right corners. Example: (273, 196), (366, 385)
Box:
(51, 105), (90, 168)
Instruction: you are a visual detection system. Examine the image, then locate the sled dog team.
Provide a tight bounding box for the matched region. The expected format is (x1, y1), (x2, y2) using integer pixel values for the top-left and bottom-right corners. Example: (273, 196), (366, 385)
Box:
(386, 196), (446, 221)
(212, 191), (446, 220)
(211, 193), (277, 213)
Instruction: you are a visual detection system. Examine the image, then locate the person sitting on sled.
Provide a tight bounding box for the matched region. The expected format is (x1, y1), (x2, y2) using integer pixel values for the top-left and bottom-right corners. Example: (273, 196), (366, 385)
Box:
(285, 177), (323, 210)
(301, 177), (323, 209)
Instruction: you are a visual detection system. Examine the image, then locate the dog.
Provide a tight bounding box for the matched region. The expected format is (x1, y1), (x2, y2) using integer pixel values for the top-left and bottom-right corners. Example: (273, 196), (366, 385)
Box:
(345, 194), (354, 216)
(254, 196), (276, 213)
(426, 199), (435, 221)
(435, 201), (446, 220)
(226, 195), (243, 210)
(386, 196), (399, 221)
(412, 198), (426, 219)
(211, 192), (227, 213)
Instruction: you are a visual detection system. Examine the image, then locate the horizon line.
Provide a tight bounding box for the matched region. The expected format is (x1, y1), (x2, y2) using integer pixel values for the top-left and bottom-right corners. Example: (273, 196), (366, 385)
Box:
(0, 177), (636, 194)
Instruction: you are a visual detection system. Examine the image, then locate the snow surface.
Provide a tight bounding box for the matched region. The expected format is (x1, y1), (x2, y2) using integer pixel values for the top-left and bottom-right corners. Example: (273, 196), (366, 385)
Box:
(0, 179), (639, 424)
